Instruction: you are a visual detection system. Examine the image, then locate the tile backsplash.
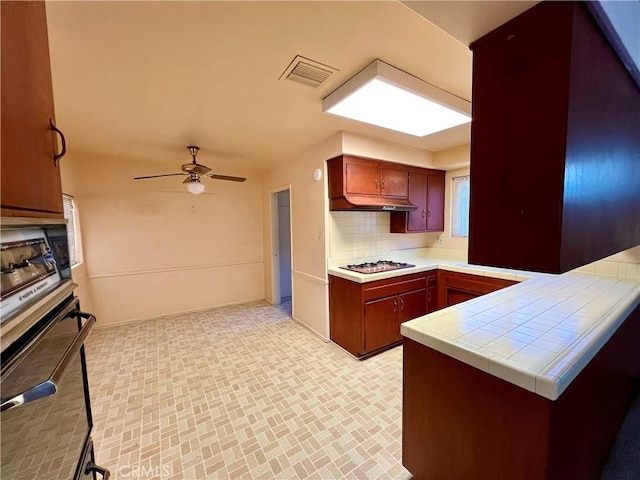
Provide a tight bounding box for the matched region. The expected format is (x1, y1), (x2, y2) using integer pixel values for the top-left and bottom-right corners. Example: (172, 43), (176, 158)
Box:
(572, 256), (640, 280)
(329, 212), (640, 281)
(329, 211), (391, 263)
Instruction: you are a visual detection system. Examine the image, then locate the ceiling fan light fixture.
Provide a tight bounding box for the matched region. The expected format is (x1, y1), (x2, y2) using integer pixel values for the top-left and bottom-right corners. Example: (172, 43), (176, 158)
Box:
(186, 179), (205, 195)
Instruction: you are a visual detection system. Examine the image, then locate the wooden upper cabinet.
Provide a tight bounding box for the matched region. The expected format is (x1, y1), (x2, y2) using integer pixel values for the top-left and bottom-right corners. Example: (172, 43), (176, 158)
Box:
(342, 156), (408, 198)
(345, 161), (380, 196)
(407, 173), (428, 232)
(379, 168), (408, 198)
(390, 168), (445, 233)
(468, 2), (640, 273)
(1, 1), (64, 217)
(426, 174), (445, 231)
(328, 155), (417, 211)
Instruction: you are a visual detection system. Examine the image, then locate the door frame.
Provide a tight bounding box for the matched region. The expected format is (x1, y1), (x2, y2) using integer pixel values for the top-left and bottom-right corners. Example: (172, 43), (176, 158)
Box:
(270, 186), (292, 305)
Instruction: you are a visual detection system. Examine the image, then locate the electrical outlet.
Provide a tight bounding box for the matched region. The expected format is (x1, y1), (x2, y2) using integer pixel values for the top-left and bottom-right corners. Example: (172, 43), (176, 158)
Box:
(437, 236), (443, 245)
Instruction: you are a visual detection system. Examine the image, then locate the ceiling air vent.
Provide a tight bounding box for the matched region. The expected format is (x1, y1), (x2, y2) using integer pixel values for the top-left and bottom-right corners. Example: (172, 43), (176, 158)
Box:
(280, 55), (338, 88)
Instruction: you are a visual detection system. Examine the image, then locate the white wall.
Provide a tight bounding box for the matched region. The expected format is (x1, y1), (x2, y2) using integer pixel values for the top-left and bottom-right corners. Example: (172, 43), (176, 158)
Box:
(342, 132), (435, 168)
(262, 132), (342, 340)
(62, 152), (264, 326)
(60, 155), (94, 313)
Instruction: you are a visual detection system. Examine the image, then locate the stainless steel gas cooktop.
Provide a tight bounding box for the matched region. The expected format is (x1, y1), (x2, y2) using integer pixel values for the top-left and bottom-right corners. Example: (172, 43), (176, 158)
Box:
(340, 260), (415, 274)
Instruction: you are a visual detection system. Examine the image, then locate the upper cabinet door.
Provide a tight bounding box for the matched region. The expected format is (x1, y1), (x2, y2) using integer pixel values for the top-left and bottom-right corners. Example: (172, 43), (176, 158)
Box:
(380, 168), (409, 198)
(345, 162), (380, 196)
(426, 174), (445, 231)
(1, 1), (63, 216)
(407, 172), (428, 232)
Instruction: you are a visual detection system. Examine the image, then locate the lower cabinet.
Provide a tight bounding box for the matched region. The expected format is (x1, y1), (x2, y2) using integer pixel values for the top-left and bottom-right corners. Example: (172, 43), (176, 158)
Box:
(364, 288), (426, 352)
(437, 270), (518, 309)
(328, 269), (517, 358)
(427, 274), (438, 313)
(329, 272), (429, 358)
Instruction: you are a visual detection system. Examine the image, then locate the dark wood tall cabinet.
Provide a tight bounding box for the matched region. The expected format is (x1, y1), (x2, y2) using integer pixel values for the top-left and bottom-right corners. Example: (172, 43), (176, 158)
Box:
(390, 168), (445, 233)
(1, 1), (64, 218)
(468, 1), (640, 273)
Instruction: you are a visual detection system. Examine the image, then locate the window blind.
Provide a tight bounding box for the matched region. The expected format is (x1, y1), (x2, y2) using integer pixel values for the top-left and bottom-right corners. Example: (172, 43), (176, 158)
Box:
(62, 194), (78, 266)
(452, 176), (470, 237)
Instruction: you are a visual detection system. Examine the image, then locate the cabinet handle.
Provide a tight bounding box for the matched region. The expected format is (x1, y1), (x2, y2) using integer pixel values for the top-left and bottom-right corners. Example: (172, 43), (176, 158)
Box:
(381, 180), (385, 191)
(427, 209), (432, 217)
(428, 290), (432, 301)
(374, 179), (378, 190)
(399, 297), (404, 310)
(422, 209), (426, 217)
(393, 299), (398, 312)
(50, 118), (67, 166)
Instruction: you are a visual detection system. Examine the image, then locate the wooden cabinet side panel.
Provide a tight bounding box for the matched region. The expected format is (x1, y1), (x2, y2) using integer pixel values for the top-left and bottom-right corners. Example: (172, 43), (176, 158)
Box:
(468, 3), (573, 272)
(547, 304), (640, 480)
(559, 4), (640, 271)
(329, 275), (364, 356)
(327, 156), (346, 200)
(1, 1), (62, 215)
(403, 338), (551, 479)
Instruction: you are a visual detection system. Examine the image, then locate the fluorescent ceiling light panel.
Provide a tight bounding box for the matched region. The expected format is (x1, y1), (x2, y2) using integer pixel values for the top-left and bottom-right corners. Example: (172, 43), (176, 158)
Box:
(323, 60), (471, 137)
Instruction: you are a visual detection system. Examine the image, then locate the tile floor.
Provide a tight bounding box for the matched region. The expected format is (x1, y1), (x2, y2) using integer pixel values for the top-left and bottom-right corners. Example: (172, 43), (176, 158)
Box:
(85, 300), (411, 479)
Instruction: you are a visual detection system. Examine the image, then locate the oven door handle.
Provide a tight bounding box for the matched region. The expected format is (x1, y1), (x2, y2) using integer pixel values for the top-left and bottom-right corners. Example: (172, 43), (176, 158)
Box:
(85, 461), (111, 479)
(0, 312), (96, 412)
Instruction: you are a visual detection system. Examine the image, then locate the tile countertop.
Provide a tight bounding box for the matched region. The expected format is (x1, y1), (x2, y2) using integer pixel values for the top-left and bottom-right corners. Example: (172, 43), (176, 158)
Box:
(327, 258), (640, 401)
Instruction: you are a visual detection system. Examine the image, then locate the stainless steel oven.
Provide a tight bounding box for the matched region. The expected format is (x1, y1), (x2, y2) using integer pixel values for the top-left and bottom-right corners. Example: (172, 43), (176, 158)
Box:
(1, 218), (109, 480)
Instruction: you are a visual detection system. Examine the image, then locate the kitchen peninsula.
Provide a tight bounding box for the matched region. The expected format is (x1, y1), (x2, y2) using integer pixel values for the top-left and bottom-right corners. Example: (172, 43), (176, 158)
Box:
(376, 256), (640, 480)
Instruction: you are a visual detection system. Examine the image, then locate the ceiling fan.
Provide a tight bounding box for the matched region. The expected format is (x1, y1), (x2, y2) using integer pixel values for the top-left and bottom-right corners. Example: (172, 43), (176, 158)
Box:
(133, 146), (246, 195)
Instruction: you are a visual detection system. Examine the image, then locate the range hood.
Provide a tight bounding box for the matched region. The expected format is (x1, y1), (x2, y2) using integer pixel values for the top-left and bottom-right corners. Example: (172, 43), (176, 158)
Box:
(329, 194), (418, 212)
(326, 155), (419, 212)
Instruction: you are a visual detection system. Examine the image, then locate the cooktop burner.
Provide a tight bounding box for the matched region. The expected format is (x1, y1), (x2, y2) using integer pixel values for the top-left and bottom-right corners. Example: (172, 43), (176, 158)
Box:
(340, 260), (415, 274)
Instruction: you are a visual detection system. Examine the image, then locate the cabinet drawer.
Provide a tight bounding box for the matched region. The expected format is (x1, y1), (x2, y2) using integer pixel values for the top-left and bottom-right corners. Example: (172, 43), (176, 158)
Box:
(364, 276), (426, 302)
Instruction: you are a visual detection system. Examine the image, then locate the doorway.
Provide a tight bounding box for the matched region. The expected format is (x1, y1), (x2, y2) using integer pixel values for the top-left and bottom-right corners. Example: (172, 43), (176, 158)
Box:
(271, 188), (292, 314)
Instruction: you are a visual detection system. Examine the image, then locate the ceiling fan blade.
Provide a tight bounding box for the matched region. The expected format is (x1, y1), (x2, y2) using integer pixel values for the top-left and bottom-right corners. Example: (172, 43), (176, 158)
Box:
(192, 163), (212, 175)
(182, 163), (211, 175)
(206, 173), (247, 182)
(133, 173), (186, 180)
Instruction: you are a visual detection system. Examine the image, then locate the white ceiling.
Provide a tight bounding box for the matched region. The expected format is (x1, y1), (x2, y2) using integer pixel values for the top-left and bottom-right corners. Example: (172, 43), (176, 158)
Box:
(45, 1), (536, 174)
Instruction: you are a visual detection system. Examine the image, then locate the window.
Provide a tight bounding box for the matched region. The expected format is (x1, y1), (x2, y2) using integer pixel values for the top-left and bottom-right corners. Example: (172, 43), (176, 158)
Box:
(62, 194), (82, 266)
(451, 176), (470, 237)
